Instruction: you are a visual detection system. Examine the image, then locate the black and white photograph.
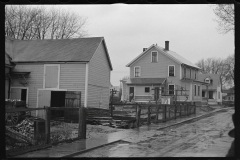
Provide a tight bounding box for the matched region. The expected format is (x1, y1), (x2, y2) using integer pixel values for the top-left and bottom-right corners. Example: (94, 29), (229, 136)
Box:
(5, 4), (235, 158)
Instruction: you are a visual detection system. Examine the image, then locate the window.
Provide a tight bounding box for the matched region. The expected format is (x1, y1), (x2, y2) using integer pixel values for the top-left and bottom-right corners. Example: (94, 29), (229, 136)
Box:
(168, 65), (175, 76)
(210, 79), (213, 85)
(10, 87), (28, 103)
(218, 92), (220, 99)
(134, 66), (140, 77)
(169, 85), (174, 95)
(145, 87), (150, 93)
(44, 64), (60, 89)
(198, 85), (200, 96)
(194, 84), (197, 96)
(184, 67), (186, 78)
(190, 69), (191, 79)
(161, 87), (164, 95)
(151, 51), (158, 62)
(202, 91), (205, 97)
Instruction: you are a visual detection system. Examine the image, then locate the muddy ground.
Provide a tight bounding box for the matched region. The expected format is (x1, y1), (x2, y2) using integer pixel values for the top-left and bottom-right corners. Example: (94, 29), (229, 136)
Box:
(75, 107), (234, 157)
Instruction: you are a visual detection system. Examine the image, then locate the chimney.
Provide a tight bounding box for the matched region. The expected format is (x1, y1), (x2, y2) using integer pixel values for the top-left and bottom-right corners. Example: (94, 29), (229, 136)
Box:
(165, 41), (169, 50)
(143, 48), (148, 52)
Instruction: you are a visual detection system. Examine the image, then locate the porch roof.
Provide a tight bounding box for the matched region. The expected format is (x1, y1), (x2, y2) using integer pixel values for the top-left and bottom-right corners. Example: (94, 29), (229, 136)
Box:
(126, 78), (166, 85)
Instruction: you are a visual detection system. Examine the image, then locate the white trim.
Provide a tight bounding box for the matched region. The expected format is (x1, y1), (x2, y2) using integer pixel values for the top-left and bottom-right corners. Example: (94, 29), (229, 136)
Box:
(134, 66), (141, 77)
(168, 84), (175, 95)
(43, 64), (60, 89)
(168, 65), (175, 77)
(151, 51), (158, 63)
(10, 87), (29, 105)
(84, 63), (89, 108)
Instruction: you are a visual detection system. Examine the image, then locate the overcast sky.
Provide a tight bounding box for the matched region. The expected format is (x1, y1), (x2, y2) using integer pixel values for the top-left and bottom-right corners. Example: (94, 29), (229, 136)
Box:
(46, 4), (234, 86)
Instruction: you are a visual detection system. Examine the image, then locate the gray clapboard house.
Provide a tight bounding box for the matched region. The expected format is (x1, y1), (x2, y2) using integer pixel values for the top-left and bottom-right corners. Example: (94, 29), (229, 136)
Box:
(5, 37), (113, 119)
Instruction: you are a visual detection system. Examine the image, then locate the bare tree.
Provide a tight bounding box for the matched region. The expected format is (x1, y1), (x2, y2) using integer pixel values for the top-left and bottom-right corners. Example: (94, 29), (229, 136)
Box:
(212, 4), (234, 34)
(5, 5), (88, 40)
(195, 55), (234, 90)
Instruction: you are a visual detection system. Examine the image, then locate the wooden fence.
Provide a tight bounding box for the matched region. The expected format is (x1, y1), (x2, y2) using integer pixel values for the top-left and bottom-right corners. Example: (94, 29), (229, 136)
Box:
(5, 106), (86, 157)
(110, 103), (196, 127)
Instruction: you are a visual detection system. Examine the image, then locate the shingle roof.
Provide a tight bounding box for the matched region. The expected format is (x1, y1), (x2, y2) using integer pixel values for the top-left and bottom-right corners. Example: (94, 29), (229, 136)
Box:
(126, 78), (166, 85)
(126, 44), (200, 69)
(10, 37), (102, 61)
(6, 37), (113, 70)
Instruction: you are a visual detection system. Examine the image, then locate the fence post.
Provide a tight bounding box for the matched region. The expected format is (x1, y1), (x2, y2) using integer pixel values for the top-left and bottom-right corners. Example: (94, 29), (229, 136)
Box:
(45, 106), (50, 144)
(179, 105), (181, 117)
(78, 106), (86, 139)
(156, 105), (159, 123)
(168, 106), (170, 119)
(163, 105), (166, 122)
(147, 105), (151, 125)
(174, 105), (177, 119)
(136, 105), (141, 127)
(110, 103), (113, 117)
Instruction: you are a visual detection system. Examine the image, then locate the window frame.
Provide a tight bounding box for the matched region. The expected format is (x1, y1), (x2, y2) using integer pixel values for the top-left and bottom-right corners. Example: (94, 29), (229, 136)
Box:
(198, 85), (200, 96)
(145, 87), (150, 93)
(134, 66), (141, 77)
(43, 64), (60, 89)
(190, 68), (191, 79)
(10, 87), (29, 104)
(168, 84), (175, 95)
(194, 84), (197, 96)
(151, 51), (158, 63)
(168, 65), (175, 77)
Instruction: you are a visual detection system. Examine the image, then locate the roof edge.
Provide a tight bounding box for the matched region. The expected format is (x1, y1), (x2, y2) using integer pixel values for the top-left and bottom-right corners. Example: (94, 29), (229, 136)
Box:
(126, 44), (155, 67)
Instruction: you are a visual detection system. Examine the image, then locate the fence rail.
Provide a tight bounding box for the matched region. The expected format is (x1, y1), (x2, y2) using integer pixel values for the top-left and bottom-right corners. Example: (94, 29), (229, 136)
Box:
(110, 103), (196, 127)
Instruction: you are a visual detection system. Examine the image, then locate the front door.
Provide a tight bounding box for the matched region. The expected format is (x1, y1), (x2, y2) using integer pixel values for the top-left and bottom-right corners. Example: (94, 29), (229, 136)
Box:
(129, 87), (134, 101)
(154, 87), (159, 101)
(209, 91), (213, 99)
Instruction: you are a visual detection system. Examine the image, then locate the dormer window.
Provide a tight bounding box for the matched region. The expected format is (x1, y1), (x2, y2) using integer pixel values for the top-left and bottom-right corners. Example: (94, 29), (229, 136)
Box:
(205, 78), (210, 84)
(134, 66), (141, 77)
(151, 51), (158, 62)
(168, 65), (175, 77)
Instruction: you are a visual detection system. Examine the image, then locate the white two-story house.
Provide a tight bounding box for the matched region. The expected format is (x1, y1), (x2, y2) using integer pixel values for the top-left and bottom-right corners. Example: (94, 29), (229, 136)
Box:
(121, 41), (208, 104)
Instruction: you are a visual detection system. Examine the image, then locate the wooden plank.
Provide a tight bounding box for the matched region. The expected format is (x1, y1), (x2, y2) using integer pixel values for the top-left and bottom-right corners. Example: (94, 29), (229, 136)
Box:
(147, 105), (151, 125)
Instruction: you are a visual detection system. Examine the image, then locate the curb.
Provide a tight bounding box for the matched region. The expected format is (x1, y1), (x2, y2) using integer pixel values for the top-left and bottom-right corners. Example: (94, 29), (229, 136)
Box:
(61, 140), (130, 157)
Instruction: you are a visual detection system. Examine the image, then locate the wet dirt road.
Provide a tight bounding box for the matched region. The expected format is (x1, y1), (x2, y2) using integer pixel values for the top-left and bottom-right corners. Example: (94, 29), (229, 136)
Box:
(75, 108), (234, 157)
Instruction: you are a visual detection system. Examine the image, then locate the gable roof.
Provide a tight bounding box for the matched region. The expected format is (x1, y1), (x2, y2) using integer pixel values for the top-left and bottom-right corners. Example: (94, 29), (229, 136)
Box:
(7, 37), (112, 70)
(126, 44), (200, 69)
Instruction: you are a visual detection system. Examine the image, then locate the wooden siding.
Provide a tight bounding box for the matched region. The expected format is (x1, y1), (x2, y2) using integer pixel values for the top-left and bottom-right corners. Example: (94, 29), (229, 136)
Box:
(88, 42), (111, 108)
(59, 63), (86, 107)
(130, 46), (180, 79)
(88, 85), (109, 109)
(11, 64), (44, 110)
(11, 63), (86, 112)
